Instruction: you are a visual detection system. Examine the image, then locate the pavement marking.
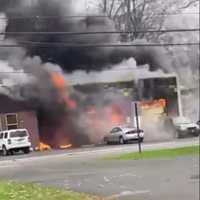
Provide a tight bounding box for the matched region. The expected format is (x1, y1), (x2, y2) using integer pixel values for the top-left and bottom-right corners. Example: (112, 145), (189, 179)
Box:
(106, 190), (150, 199)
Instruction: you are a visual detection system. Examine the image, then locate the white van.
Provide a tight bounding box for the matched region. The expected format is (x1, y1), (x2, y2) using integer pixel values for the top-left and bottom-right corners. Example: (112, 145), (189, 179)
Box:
(0, 129), (31, 156)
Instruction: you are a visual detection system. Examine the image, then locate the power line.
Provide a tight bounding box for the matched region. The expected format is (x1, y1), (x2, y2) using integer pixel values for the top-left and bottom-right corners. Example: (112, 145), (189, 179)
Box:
(0, 12), (199, 21)
(0, 28), (199, 36)
(0, 71), (58, 74)
(0, 42), (198, 48)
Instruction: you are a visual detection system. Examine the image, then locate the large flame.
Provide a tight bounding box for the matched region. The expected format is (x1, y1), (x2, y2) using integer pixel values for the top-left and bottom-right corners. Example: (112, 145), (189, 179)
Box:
(50, 72), (77, 110)
(140, 99), (167, 118)
(111, 105), (124, 124)
(51, 72), (65, 90)
(37, 72), (77, 149)
(140, 99), (166, 110)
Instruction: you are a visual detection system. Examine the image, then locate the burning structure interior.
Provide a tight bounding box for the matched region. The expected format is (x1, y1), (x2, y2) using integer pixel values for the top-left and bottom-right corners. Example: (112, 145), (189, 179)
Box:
(71, 71), (180, 142)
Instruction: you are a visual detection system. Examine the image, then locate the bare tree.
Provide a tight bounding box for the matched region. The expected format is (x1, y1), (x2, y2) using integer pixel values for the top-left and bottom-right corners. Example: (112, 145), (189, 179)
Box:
(97, 0), (199, 42)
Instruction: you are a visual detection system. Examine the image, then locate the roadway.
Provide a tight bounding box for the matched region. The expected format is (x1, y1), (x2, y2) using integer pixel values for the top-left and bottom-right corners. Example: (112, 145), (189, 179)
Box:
(0, 138), (199, 200)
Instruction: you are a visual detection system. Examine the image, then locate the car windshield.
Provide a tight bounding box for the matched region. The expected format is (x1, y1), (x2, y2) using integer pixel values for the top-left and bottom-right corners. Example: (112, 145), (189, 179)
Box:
(10, 130), (28, 138)
(110, 127), (121, 133)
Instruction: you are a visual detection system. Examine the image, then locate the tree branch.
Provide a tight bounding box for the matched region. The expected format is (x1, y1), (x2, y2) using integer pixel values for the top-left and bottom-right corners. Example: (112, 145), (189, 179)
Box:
(179, 0), (198, 9)
(109, 0), (116, 17)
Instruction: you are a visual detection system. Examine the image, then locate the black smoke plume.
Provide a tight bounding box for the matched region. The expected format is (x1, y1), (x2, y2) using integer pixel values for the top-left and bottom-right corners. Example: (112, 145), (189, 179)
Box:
(0, 0), (174, 147)
(1, 0), (171, 72)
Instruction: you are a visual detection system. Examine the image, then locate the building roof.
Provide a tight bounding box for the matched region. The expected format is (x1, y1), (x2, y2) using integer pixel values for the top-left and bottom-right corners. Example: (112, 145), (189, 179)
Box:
(65, 64), (177, 86)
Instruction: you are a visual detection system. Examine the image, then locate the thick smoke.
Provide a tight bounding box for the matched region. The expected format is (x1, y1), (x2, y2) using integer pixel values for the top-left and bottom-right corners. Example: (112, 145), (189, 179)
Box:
(0, 15), (90, 146)
(0, 38), (91, 147)
(0, 0), (172, 72)
(0, 0), (198, 146)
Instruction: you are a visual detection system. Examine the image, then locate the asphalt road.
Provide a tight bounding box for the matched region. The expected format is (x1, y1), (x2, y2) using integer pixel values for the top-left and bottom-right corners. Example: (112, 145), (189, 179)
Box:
(0, 138), (198, 162)
(0, 138), (199, 200)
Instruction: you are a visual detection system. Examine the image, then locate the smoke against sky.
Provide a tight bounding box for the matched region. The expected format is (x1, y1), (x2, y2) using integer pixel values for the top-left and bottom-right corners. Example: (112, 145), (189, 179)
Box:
(0, 0), (174, 72)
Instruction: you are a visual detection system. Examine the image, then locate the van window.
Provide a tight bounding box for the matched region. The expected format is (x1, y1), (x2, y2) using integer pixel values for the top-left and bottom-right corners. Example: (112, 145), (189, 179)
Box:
(4, 132), (8, 139)
(0, 133), (3, 139)
(10, 130), (28, 138)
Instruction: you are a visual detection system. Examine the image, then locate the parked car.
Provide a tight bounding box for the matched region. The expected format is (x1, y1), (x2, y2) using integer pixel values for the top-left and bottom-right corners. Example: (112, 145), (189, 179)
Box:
(104, 126), (144, 144)
(172, 117), (200, 138)
(0, 129), (31, 156)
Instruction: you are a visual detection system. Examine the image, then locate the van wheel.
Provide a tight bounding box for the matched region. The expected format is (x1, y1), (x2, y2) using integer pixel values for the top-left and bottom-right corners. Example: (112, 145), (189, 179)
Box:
(23, 148), (30, 154)
(2, 146), (8, 156)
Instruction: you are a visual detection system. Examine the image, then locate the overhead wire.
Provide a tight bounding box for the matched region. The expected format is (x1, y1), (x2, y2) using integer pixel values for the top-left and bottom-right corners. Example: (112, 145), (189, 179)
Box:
(0, 28), (199, 36)
(0, 41), (198, 48)
(0, 12), (199, 21)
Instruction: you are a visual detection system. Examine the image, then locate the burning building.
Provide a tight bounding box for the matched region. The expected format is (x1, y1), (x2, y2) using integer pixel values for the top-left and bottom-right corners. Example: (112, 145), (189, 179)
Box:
(66, 62), (180, 142)
(0, 0), (196, 147)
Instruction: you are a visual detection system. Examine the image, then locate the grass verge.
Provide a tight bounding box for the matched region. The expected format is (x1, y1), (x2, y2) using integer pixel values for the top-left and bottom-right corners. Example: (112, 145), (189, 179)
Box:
(104, 145), (199, 160)
(0, 181), (102, 200)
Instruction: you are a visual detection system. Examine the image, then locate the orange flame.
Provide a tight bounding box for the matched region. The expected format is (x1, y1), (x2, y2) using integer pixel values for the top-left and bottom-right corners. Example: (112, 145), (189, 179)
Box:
(37, 142), (51, 151)
(140, 99), (167, 109)
(51, 72), (65, 89)
(111, 105), (124, 124)
(60, 144), (72, 149)
(50, 72), (77, 110)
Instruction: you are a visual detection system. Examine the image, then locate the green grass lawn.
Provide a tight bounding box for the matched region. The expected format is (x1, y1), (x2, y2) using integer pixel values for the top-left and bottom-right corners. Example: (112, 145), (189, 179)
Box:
(105, 145), (199, 160)
(0, 181), (102, 200)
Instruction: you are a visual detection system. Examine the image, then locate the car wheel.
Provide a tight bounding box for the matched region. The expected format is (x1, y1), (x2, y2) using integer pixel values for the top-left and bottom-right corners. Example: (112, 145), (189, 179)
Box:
(119, 137), (124, 144)
(23, 147), (30, 154)
(9, 150), (14, 155)
(2, 145), (8, 156)
(193, 130), (200, 137)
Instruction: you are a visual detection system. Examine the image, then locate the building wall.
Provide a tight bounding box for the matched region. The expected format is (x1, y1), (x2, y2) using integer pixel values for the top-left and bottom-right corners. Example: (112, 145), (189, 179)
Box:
(0, 111), (40, 148)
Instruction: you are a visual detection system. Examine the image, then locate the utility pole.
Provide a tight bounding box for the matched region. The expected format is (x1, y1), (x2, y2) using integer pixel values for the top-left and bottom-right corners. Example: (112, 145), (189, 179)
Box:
(134, 102), (142, 153)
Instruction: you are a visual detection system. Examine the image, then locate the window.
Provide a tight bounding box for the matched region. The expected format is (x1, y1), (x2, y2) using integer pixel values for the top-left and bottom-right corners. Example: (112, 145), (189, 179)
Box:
(10, 130), (28, 138)
(0, 133), (3, 139)
(126, 131), (136, 134)
(110, 127), (122, 133)
(126, 129), (143, 134)
(6, 114), (18, 130)
(0, 117), (2, 131)
(4, 132), (8, 139)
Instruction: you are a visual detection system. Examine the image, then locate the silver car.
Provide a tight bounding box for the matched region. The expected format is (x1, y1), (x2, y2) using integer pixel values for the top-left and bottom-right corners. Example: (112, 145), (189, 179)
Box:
(104, 126), (144, 144)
